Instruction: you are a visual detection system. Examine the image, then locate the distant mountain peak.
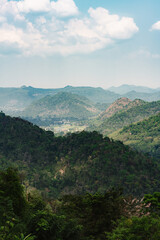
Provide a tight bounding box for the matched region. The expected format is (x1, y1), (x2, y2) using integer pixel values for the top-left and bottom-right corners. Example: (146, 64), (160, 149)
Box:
(21, 85), (27, 88)
(64, 85), (73, 88)
(108, 84), (159, 94)
(100, 97), (145, 120)
(100, 97), (132, 119)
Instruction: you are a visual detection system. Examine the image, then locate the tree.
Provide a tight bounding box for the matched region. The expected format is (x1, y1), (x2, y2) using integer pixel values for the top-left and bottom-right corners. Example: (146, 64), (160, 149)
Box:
(0, 168), (26, 217)
(143, 192), (160, 215)
(106, 216), (160, 240)
(61, 189), (124, 240)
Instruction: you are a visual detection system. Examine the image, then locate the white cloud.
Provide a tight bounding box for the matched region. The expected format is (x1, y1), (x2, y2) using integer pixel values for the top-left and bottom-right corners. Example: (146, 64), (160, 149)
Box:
(17, 0), (50, 13)
(0, 0), (78, 16)
(88, 7), (139, 39)
(0, 0), (25, 21)
(0, 24), (25, 46)
(0, 22), (51, 56)
(51, 0), (79, 17)
(17, 0), (79, 16)
(151, 21), (160, 30)
(0, 1), (139, 56)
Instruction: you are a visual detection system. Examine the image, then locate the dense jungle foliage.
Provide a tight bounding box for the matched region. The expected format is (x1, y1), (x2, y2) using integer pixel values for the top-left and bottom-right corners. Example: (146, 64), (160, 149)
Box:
(110, 113), (160, 159)
(1, 168), (160, 240)
(0, 112), (160, 198)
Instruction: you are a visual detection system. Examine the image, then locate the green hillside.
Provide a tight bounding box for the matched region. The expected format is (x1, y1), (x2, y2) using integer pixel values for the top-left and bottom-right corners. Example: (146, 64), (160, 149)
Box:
(0, 112), (160, 198)
(100, 98), (145, 119)
(22, 92), (100, 120)
(110, 113), (160, 159)
(95, 100), (160, 135)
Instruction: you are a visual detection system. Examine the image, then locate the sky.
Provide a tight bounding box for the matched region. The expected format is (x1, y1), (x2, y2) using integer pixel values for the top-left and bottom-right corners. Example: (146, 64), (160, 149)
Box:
(0, 0), (160, 89)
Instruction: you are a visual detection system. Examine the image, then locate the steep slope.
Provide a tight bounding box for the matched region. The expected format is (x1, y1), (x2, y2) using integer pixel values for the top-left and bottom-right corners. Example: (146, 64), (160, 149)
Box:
(0, 112), (56, 165)
(96, 100), (160, 135)
(0, 113), (160, 197)
(100, 98), (145, 119)
(22, 92), (100, 120)
(110, 113), (160, 159)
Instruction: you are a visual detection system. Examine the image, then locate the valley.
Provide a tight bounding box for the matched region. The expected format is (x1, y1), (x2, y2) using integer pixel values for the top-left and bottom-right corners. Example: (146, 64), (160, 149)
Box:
(42, 121), (87, 135)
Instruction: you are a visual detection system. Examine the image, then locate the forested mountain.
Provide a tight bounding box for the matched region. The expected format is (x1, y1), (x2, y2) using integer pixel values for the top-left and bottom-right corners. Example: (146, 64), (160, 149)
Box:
(22, 92), (100, 120)
(93, 100), (160, 135)
(0, 112), (160, 198)
(100, 98), (145, 119)
(0, 86), (120, 114)
(110, 113), (160, 159)
(1, 85), (160, 117)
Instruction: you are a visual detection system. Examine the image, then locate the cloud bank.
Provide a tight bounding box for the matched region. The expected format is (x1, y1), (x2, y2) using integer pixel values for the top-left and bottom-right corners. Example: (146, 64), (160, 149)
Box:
(0, 0), (139, 56)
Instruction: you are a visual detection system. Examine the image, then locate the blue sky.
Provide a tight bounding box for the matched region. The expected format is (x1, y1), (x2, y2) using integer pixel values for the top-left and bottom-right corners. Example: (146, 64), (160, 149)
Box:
(0, 0), (160, 89)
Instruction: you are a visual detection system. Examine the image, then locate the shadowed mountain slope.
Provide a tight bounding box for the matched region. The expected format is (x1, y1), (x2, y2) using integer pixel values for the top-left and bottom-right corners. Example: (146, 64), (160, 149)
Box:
(0, 112), (160, 197)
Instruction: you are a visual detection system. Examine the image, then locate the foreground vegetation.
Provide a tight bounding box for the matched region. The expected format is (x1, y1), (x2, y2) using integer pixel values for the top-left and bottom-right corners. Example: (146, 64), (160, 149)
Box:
(1, 168), (160, 240)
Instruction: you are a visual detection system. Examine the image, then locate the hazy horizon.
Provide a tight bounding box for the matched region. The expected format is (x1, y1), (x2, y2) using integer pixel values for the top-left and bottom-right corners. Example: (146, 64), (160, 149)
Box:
(0, 0), (160, 89)
(0, 83), (160, 91)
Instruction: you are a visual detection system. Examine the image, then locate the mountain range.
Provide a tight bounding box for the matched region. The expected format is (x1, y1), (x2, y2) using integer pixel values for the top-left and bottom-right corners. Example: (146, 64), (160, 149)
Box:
(108, 84), (160, 94)
(0, 85), (160, 115)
